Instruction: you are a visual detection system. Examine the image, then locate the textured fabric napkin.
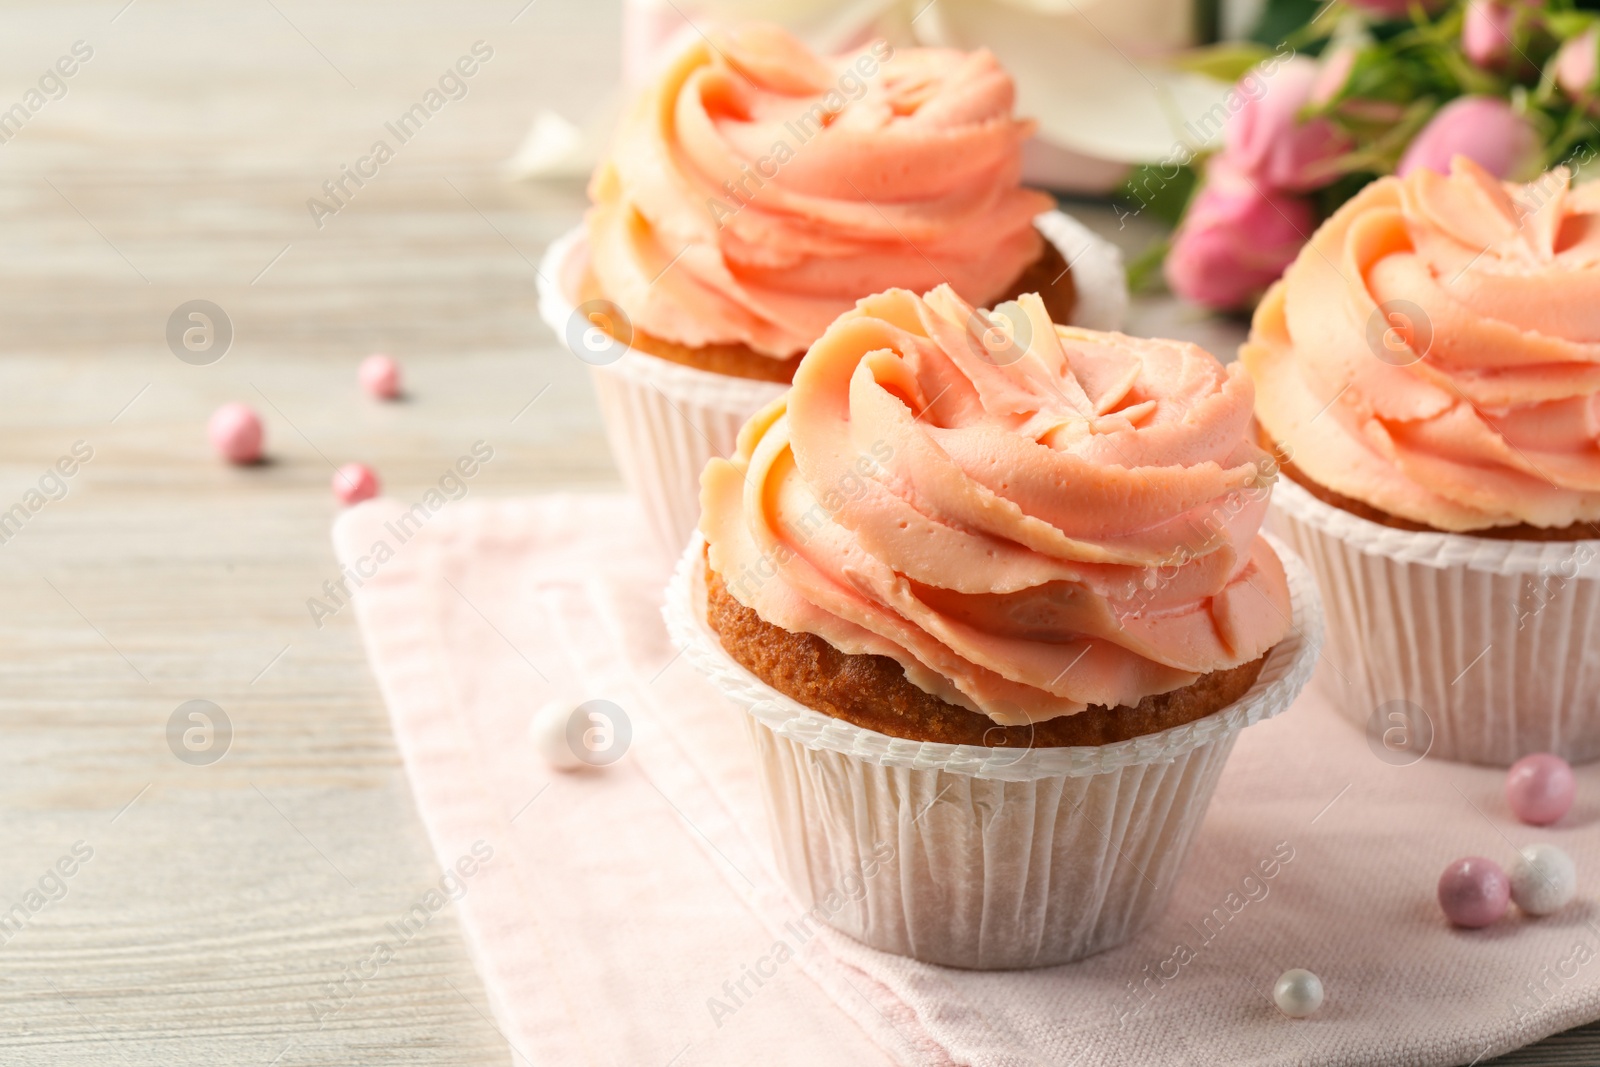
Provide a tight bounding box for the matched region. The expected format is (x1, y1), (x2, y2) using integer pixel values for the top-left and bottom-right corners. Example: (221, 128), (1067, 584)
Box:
(334, 492), (1600, 1067)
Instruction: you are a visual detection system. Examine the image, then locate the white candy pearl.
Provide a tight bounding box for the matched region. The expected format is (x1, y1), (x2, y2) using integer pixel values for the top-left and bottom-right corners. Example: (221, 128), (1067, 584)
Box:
(1510, 843), (1577, 916)
(1273, 969), (1324, 1019)
(529, 700), (586, 771)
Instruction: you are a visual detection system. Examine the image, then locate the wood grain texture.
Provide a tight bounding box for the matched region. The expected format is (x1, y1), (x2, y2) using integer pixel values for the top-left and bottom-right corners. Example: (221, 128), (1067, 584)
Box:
(0, 1), (1587, 1064)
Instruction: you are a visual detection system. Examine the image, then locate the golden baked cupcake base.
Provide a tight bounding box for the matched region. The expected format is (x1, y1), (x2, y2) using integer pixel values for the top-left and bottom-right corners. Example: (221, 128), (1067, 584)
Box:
(707, 562), (1266, 748)
(1260, 428), (1598, 542)
(606, 232), (1079, 385)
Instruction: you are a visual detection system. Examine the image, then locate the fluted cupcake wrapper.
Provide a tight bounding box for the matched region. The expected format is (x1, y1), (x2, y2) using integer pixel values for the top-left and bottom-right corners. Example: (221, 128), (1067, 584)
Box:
(534, 226), (784, 556)
(537, 211), (1128, 558)
(663, 535), (1322, 969)
(1268, 478), (1600, 767)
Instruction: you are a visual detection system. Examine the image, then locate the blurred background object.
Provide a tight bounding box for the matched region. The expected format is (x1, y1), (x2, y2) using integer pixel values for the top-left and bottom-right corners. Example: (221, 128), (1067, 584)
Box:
(508, 0), (1238, 191)
(1160, 0), (1600, 309)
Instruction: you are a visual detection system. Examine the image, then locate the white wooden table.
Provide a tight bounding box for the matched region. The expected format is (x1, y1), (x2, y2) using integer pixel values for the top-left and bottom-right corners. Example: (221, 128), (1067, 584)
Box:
(0, 2), (1590, 1063)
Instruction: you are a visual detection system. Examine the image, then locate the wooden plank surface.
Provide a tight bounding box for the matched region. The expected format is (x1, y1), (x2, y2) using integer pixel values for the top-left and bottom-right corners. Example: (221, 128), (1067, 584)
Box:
(0, 1), (1589, 1063)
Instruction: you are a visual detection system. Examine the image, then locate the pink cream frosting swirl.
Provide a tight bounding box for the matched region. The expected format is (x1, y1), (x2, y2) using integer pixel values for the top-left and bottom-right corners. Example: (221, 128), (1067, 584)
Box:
(586, 24), (1051, 360)
(700, 287), (1292, 726)
(1244, 158), (1600, 531)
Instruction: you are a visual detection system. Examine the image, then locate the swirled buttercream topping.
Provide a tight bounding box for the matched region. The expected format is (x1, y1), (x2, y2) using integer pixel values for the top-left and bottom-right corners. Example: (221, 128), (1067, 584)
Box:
(700, 286), (1291, 726)
(586, 24), (1051, 359)
(1244, 157), (1600, 531)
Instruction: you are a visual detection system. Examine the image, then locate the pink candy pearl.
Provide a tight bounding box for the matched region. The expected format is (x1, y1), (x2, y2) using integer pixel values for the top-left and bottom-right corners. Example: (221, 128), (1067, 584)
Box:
(1438, 856), (1511, 928)
(1506, 754), (1576, 826)
(359, 353), (401, 399)
(333, 463), (379, 505)
(208, 402), (263, 464)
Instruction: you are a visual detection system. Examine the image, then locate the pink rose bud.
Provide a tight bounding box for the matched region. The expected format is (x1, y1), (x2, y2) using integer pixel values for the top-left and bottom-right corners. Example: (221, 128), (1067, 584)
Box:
(207, 402), (263, 465)
(1165, 163), (1316, 310)
(1464, 0), (1516, 67)
(1396, 96), (1540, 179)
(359, 353), (402, 399)
(333, 463), (379, 506)
(1227, 58), (1351, 191)
(1557, 28), (1599, 98)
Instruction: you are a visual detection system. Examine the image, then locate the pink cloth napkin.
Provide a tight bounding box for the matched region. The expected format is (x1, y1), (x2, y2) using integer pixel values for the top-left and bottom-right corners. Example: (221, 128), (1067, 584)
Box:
(335, 492), (1600, 1067)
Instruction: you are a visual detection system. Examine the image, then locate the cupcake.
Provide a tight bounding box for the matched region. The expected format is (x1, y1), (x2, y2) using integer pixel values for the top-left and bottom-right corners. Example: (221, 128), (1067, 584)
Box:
(665, 286), (1321, 968)
(1243, 157), (1600, 765)
(537, 24), (1126, 554)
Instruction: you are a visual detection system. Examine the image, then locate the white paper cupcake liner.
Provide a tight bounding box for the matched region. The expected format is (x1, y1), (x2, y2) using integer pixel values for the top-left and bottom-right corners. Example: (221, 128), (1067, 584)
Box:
(537, 211), (1128, 557)
(1268, 477), (1600, 766)
(1031, 208), (1127, 332)
(536, 226), (785, 556)
(663, 534), (1321, 969)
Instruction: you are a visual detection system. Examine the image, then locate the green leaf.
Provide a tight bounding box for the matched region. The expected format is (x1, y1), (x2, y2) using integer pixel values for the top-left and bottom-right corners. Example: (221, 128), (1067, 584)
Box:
(1116, 164), (1199, 230)
(1251, 0), (1327, 47)
(1172, 43), (1274, 82)
(1549, 12), (1600, 37)
(1124, 239), (1172, 294)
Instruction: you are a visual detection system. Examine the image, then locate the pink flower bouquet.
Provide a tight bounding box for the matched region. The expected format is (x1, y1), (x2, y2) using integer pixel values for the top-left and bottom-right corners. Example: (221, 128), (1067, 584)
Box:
(1150, 0), (1597, 310)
